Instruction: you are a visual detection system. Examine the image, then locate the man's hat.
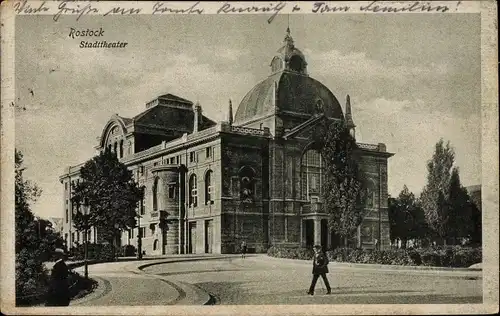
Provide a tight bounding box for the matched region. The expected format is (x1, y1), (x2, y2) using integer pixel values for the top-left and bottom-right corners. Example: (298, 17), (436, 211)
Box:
(54, 248), (65, 255)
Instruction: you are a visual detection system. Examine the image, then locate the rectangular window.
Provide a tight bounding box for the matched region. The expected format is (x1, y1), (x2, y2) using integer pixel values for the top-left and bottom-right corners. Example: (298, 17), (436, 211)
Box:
(176, 156), (180, 164)
(168, 185), (176, 199)
(150, 224), (156, 235)
(140, 166), (144, 175)
(189, 152), (196, 163)
(206, 147), (212, 158)
(65, 182), (68, 191)
(169, 157), (175, 164)
(154, 162), (158, 166)
(139, 227), (145, 238)
(65, 209), (68, 223)
(140, 198), (145, 215)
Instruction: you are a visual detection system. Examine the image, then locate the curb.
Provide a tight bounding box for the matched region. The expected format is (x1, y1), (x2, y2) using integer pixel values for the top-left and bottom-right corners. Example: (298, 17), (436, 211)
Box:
(70, 276), (110, 306)
(263, 255), (483, 272)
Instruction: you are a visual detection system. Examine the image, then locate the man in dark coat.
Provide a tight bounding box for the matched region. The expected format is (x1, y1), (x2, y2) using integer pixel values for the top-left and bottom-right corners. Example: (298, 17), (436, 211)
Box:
(45, 248), (70, 306)
(307, 245), (331, 295)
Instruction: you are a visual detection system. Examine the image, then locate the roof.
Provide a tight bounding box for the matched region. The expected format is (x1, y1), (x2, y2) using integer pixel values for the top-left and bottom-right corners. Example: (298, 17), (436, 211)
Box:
(134, 105), (215, 132)
(119, 116), (133, 126)
(158, 93), (193, 105)
(234, 71), (344, 124)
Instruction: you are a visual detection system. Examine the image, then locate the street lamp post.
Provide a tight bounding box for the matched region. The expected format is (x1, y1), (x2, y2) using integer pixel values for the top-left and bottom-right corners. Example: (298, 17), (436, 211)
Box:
(83, 201), (89, 279)
(137, 187), (144, 260)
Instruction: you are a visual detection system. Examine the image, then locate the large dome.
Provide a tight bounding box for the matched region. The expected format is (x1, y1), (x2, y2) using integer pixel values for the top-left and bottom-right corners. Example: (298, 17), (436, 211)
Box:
(234, 71), (344, 125)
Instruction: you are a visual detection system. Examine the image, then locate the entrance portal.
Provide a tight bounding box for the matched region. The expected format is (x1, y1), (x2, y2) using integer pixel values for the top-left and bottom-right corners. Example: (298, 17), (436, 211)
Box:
(304, 219), (314, 247)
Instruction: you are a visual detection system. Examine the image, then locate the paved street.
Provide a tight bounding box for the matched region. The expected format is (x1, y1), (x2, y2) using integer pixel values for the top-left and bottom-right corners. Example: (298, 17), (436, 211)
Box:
(71, 255), (482, 305)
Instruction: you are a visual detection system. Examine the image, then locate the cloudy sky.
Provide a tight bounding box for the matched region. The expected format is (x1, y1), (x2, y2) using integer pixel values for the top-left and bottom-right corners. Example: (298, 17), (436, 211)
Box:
(15, 13), (481, 219)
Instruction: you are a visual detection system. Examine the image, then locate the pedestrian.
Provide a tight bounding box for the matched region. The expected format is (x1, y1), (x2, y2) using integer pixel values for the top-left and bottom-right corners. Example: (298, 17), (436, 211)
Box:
(45, 248), (71, 306)
(241, 240), (247, 259)
(307, 245), (331, 296)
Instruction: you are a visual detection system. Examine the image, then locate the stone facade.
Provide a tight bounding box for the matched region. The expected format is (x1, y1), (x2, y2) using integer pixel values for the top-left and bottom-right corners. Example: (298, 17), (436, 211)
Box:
(60, 29), (394, 254)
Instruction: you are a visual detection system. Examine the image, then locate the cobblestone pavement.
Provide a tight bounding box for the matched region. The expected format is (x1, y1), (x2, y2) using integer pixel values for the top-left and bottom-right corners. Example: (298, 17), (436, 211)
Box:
(143, 256), (482, 305)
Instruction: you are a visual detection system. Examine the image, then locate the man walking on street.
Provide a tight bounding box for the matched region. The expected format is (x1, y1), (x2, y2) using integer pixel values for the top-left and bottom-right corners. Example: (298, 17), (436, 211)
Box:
(240, 240), (247, 259)
(45, 248), (71, 306)
(307, 245), (331, 295)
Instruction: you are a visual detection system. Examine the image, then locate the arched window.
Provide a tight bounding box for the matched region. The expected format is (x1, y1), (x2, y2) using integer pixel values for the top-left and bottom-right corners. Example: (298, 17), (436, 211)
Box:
(239, 166), (256, 202)
(301, 149), (323, 201)
(289, 55), (305, 73)
(366, 180), (376, 208)
(153, 239), (159, 251)
(113, 142), (117, 155)
(189, 174), (198, 207)
(271, 56), (283, 72)
(205, 170), (214, 205)
(152, 177), (159, 211)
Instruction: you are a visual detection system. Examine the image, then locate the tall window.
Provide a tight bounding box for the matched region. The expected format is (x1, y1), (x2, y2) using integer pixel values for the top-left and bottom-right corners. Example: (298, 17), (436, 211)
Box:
(140, 186), (145, 215)
(119, 140), (124, 158)
(301, 149), (323, 201)
(205, 170), (214, 204)
(366, 181), (376, 208)
(189, 174), (198, 207)
(189, 152), (197, 163)
(168, 184), (176, 199)
(239, 166), (255, 202)
(113, 142), (117, 155)
(152, 177), (159, 211)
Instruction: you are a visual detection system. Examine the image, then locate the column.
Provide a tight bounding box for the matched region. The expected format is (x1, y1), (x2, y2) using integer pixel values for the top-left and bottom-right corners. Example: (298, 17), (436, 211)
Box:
(313, 218), (321, 246)
(300, 219), (304, 247)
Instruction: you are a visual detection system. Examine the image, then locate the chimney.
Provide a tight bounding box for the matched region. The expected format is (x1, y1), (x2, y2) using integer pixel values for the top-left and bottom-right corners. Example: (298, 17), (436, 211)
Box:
(228, 99), (233, 125)
(193, 102), (202, 133)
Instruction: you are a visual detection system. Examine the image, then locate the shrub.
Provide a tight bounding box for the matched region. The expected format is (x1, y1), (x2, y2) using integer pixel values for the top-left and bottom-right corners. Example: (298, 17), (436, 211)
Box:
(70, 243), (115, 261)
(267, 246), (313, 260)
(267, 245), (481, 268)
(67, 271), (98, 300)
(120, 245), (137, 257)
(16, 249), (49, 306)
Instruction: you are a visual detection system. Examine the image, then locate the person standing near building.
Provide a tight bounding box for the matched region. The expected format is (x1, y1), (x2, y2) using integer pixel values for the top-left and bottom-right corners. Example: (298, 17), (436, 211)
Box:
(307, 245), (331, 295)
(240, 240), (247, 259)
(45, 248), (71, 306)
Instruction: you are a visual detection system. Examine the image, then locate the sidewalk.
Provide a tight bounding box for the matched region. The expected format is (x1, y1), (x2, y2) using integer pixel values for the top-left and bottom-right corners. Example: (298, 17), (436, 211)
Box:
(69, 255), (241, 306)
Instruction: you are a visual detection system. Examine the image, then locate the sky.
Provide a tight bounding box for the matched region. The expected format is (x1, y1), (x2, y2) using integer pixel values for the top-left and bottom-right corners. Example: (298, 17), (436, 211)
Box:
(14, 13), (481, 220)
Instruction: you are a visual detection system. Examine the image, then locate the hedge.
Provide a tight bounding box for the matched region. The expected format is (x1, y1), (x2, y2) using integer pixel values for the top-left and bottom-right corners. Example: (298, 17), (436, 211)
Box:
(267, 245), (481, 268)
(70, 243), (115, 261)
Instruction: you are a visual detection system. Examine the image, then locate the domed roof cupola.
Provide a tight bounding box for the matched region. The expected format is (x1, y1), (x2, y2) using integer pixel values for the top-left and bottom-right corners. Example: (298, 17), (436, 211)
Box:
(270, 28), (308, 75)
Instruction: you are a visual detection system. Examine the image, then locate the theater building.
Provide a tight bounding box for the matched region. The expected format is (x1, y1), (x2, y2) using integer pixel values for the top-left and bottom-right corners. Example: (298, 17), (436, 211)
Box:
(60, 29), (394, 255)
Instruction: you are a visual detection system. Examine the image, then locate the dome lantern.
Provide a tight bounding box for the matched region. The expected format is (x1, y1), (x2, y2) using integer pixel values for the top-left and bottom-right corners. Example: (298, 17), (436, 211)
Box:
(270, 28), (308, 75)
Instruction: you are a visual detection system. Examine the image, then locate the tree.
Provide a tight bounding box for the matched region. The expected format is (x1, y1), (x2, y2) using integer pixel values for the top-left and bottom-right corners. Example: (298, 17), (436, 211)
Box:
(388, 185), (428, 248)
(420, 139), (478, 246)
(446, 168), (477, 244)
(71, 149), (143, 252)
(15, 149), (63, 304)
(420, 139), (455, 244)
(314, 119), (366, 246)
